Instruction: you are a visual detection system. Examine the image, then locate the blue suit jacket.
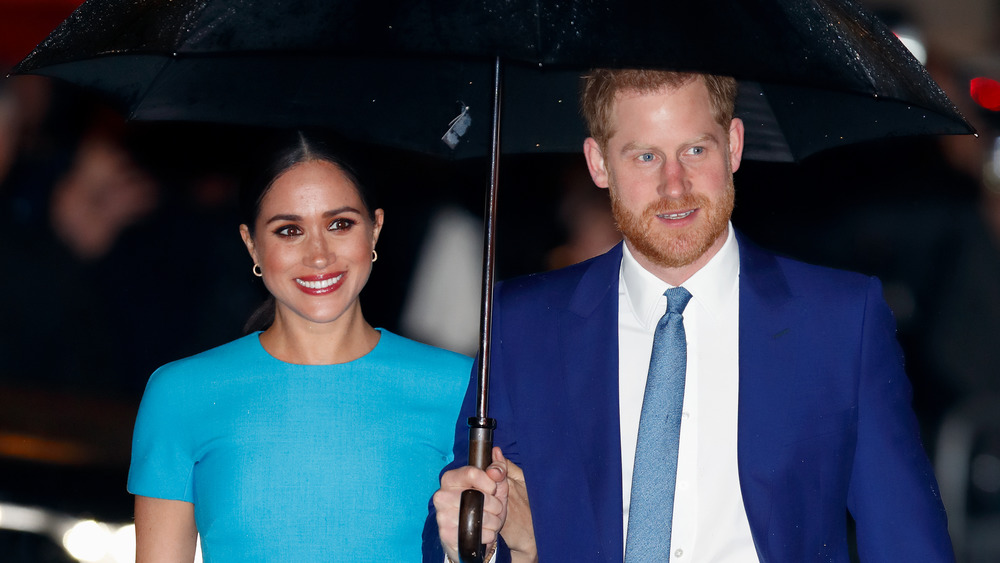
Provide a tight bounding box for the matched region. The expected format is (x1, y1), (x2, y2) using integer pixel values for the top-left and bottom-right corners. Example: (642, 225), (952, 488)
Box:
(424, 234), (953, 562)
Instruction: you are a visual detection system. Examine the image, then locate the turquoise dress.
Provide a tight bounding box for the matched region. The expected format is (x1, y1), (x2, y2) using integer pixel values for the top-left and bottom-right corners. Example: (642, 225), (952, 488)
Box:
(128, 329), (471, 562)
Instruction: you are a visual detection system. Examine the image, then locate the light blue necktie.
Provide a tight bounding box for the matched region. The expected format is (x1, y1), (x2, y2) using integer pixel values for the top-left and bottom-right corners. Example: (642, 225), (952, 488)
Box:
(624, 286), (692, 562)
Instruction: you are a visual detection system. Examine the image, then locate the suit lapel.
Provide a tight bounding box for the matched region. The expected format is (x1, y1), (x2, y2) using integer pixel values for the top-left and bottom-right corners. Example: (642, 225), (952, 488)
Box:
(736, 233), (800, 561)
(563, 244), (626, 560)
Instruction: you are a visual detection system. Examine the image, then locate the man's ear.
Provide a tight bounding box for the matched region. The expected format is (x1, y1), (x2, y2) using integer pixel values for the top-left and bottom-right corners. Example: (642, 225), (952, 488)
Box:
(728, 117), (745, 173)
(583, 137), (611, 189)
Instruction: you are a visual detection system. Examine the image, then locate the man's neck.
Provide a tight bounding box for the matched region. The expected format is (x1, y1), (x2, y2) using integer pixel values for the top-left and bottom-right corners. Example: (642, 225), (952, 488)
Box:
(625, 227), (729, 286)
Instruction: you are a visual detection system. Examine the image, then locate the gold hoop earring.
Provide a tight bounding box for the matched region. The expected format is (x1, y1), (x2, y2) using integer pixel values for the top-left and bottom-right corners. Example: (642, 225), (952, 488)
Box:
(371, 250), (378, 263)
(253, 264), (263, 277)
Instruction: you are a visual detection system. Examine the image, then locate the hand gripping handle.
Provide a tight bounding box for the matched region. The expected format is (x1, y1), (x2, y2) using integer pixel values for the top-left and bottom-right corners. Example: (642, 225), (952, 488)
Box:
(458, 417), (496, 563)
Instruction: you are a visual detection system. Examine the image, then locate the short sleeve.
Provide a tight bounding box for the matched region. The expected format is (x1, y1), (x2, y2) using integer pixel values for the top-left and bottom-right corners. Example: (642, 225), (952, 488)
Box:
(127, 364), (197, 502)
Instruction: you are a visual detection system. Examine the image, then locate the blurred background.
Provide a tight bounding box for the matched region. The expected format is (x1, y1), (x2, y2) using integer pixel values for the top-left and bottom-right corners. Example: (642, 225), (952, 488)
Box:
(2, 0), (1000, 561)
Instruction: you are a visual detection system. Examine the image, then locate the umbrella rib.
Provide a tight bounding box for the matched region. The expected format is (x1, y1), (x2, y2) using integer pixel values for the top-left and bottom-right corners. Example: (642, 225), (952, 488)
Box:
(126, 55), (175, 121)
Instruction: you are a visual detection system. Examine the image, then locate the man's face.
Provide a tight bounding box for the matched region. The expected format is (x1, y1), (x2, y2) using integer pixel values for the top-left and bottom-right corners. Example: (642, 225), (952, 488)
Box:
(584, 77), (744, 281)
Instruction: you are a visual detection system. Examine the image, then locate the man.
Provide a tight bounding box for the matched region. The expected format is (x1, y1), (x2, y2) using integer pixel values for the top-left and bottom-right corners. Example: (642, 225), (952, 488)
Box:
(425, 69), (954, 562)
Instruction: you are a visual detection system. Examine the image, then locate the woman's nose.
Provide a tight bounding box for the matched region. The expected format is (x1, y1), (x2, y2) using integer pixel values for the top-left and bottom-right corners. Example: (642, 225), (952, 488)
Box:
(305, 236), (332, 268)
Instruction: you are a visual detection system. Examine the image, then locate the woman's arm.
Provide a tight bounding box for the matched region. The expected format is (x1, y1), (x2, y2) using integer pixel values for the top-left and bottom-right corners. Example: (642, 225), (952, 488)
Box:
(134, 496), (198, 563)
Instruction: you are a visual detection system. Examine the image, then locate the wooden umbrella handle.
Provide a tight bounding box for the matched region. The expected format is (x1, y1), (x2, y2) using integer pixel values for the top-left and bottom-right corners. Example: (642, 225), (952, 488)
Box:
(458, 490), (485, 562)
(458, 417), (495, 563)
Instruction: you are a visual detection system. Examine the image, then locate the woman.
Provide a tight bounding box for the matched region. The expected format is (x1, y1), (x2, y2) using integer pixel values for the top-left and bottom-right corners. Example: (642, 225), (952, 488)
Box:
(127, 133), (472, 562)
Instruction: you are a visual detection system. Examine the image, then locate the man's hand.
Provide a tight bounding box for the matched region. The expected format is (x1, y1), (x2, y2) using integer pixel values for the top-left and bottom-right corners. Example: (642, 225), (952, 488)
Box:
(434, 447), (510, 562)
(501, 458), (538, 563)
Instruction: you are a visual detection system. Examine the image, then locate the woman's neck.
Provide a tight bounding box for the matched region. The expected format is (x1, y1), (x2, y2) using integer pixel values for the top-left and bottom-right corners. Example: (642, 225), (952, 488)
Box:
(259, 306), (380, 365)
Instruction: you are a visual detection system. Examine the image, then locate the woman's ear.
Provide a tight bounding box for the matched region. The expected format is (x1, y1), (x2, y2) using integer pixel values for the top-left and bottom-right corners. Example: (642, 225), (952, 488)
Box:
(240, 224), (257, 264)
(371, 209), (384, 247)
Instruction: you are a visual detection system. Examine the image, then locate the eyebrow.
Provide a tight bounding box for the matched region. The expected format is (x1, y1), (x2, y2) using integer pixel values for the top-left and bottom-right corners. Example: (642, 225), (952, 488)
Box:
(264, 206), (363, 224)
(620, 134), (719, 153)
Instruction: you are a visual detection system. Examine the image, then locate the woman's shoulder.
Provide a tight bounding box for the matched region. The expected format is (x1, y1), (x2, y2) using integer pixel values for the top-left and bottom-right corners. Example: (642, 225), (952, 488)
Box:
(148, 333), (265, 383)
(374, 329), (473, 372)
(139, 334), (268, 410)
(372, 331), (472, 403)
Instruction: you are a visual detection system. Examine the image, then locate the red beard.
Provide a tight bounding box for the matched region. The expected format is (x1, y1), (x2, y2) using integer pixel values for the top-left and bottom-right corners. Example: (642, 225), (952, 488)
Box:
(610, 179), (734, 269)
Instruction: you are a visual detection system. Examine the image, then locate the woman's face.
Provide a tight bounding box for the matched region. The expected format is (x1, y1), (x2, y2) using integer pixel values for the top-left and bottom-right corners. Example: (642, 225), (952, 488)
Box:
(240, 159), (383, 328)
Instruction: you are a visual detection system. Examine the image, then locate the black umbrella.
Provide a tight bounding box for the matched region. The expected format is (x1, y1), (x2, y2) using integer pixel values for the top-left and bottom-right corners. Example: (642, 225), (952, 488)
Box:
(13, 1), (973, 560)
(14, 0), (972, 161)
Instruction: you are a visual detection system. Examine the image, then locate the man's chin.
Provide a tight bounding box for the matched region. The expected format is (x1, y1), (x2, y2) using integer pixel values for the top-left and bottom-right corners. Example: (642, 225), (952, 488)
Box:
(628, 235), (704, 269)
(630, 220), (731, 269)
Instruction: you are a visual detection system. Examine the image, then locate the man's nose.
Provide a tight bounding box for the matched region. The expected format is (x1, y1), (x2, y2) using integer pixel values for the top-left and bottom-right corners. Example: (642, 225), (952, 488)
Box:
(657, 159), (689, 199)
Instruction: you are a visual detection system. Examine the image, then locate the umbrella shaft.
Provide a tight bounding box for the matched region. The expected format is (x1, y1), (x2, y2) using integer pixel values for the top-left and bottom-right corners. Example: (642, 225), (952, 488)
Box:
(476, 56), (503, 420)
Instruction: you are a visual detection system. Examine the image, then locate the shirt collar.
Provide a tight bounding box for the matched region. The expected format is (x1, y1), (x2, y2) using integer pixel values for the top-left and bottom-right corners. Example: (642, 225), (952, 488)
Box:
(620, 222), (740, 328)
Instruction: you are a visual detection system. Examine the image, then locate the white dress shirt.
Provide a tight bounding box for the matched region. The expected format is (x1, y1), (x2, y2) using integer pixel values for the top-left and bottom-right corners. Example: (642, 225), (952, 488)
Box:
(619, 224), (759, 562)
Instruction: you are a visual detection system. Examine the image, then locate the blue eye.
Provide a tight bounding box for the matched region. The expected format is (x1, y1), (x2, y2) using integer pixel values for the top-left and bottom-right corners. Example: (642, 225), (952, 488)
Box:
(687, 146), (705, 156)
(637, 153), (655, 162)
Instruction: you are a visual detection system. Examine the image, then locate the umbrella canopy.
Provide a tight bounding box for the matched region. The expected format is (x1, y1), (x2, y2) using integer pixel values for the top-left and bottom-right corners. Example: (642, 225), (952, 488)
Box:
(14, 0), (973, 162)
